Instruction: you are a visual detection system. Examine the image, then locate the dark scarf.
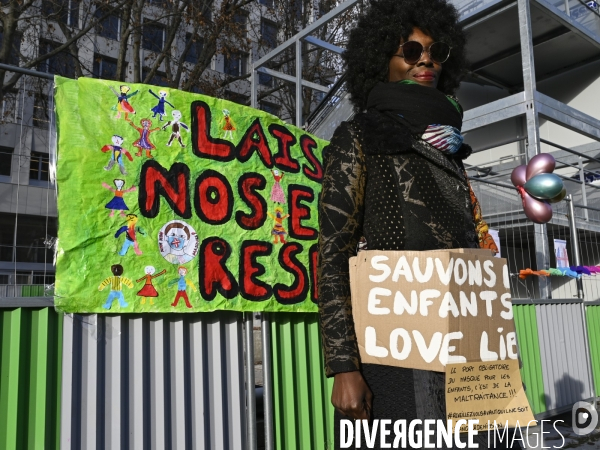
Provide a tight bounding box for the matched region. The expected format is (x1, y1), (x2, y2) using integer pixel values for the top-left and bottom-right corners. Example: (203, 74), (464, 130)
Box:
(361, 81), (472, 159)
(366, 81), (463, 134)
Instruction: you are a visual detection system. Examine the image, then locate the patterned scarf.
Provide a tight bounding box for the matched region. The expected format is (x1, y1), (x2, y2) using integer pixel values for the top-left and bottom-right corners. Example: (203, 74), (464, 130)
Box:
(421, 124), (464, 154)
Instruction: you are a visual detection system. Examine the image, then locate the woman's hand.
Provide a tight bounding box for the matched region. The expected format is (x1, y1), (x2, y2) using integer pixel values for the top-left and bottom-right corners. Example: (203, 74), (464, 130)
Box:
(331, 371), (373, 420)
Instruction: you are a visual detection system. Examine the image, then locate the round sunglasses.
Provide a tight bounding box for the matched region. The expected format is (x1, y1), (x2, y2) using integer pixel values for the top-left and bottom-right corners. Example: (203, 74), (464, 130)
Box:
(393, 41), (451, 65)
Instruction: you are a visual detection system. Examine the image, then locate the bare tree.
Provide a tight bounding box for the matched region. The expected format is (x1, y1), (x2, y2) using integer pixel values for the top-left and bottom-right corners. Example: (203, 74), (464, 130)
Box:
(0, 0), (361, 122)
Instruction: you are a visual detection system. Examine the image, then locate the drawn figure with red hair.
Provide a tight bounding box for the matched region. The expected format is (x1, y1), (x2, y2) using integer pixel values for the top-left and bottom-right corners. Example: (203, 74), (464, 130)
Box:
(126, 118), (160, 158)
(168, 266), (197, 308)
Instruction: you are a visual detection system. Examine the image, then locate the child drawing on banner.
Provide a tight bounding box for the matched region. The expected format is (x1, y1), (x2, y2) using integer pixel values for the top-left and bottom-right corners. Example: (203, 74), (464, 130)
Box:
(219, 109), (236, 139)
(110, 85), (138, 119)
(270, 169), (286, 204)
(149, 89), (174, 121)
(136, 266), (166, 305)
(126, 118), (160, 158)
(99, 264), (133, 309)
(101, 135), (133, 175)
(161, 110), (189, 147)
(168, 266), (197, 308)
(267, 207), (290, 244)
(115, 214), (146, 256)
(102, 179), (136, 217)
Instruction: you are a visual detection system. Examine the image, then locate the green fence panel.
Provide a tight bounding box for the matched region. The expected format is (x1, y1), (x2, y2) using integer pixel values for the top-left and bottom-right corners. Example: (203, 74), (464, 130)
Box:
(586, 305), (600, 394)
(0, 307), (63, 450)
(513, 304), (547, 415)
(271, 313), (334, 450)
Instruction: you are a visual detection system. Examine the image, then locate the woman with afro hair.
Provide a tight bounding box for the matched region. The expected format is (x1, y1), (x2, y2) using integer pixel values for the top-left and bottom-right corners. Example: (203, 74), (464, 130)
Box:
(318, 0), (505, 448)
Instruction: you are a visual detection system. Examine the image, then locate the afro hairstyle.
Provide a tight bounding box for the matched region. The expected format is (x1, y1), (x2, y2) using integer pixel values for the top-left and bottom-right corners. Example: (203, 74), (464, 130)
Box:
(343, 0), (467, 111)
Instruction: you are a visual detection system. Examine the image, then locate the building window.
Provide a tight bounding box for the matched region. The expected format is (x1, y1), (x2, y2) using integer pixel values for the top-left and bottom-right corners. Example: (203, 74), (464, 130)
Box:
(142, 21), (165, 52)
(224, 52), (248, 77)
(15, 214), (57, 264)
(184, 33), (203, 64)
(142, 68), (169, 87)
(93, 54), (118, 80)
(0, 147), (13, 177)
(42, 0), (80, 27)
(29, 151), (50, 185)
(1, 90), (19, 123)
(0, 214), (14, 262)
(225, 90), (249, 106)
(260, 101), (280, 117)
(38, 40), (76, 77)
(258, 0), (274, 7)
(258, 72), (273, 87)
(0, 213), (58, 265)
(201, 2), (213, 22)
(94, 8), (120, 40)
(0, 30), (21, 66)
(33, 94), (50, 129)
(233, 12), (248, 38)
(261, 19), (278, 49)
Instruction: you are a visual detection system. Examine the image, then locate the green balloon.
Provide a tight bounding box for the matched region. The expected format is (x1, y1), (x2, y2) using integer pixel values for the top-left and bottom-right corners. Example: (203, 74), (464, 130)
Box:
(549, 187), (567, 203)
(524, 173), (564, 200)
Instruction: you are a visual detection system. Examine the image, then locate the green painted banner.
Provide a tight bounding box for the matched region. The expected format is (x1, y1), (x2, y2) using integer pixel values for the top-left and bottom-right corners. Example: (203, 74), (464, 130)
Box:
(54, 76), (327, 313)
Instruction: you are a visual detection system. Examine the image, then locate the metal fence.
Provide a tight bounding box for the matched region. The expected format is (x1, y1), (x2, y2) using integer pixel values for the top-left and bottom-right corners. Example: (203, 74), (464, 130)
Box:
(60, 311), (248, 450)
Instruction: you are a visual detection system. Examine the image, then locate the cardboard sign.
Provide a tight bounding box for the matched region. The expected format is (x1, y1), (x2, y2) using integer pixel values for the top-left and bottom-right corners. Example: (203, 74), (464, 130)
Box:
(446, 360), (536, 432)
(349, 249), (516, 372)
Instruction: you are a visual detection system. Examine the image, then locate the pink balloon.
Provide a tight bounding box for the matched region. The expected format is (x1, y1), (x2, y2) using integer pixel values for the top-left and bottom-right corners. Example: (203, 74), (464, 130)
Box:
(522, 191), (553, 224)
(511, 165), (527, 187)
(526, 154), (556, 180)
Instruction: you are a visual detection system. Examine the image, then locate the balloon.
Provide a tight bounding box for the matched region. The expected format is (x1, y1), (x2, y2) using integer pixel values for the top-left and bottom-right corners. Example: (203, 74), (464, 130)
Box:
(522, 191), (553, 224)
(524, 173), (564, 200)
(549, 187), (567, 203)
(526, 153), (556, 180)
(511, 165), (527, 187)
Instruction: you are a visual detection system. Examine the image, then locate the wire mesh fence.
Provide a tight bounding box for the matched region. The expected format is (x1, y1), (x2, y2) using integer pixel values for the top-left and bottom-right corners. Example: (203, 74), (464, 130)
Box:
(471, 177), (600, 302)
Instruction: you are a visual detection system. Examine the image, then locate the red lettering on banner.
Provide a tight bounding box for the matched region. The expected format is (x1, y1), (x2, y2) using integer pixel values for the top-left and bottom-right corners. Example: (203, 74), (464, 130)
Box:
(191, 101), (235, 161)
(270, 124), (299, 172)
(240, 241), (273, 301)
(288, 184), (317, 240)
(139, 161), (191, 218)
(194, 170), (233, 225)
(199, 237), (238, 300)
(236, 173), (267, 230)
(236, 119), (273, 167)
(274, 243), (308, 304)
(300, 135), (323, 182)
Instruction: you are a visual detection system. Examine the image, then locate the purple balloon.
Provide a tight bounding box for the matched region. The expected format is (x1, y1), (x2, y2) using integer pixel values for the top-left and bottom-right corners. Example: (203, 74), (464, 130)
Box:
(526, 154), (556, 181)
(511, 165), (527, 187)
(522, 191), (553, 224)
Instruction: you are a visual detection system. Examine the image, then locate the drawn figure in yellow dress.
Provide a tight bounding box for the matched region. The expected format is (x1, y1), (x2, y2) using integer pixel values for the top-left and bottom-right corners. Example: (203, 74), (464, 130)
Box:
(267, 207), (290, 244)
